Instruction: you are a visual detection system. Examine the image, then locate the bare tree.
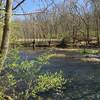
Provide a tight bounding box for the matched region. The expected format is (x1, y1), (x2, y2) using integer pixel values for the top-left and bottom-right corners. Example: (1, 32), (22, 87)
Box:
(0, 0), (25, 67)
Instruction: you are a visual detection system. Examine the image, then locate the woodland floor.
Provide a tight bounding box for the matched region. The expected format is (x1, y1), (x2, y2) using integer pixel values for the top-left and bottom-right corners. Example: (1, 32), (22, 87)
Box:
(20, 48), (100, 100)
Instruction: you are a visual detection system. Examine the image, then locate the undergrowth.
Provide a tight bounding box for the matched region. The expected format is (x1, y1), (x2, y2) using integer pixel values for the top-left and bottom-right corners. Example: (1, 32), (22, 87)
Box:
(0, 48), (67, 100)
(80, 49), (100, 55)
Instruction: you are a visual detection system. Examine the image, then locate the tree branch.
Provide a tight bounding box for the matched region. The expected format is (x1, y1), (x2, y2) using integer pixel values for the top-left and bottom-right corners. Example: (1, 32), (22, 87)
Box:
(12, 0), (26, 10)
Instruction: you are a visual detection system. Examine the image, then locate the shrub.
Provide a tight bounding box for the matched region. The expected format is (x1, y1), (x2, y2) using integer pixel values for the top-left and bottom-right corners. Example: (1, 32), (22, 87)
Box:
(0, 48), (57, 99)
(32, 72), (66, 97)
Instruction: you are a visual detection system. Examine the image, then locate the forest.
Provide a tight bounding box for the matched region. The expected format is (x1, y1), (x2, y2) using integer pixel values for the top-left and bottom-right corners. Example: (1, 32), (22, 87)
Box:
(0, 0), (100, 100)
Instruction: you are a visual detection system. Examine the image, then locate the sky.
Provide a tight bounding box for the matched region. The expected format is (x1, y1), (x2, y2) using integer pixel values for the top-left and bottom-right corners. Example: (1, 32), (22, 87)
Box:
(19, 0), (44, 13)
(13, 0), (84, 19)
(14, 0), (61, 13)
(13, 0), (63, 19)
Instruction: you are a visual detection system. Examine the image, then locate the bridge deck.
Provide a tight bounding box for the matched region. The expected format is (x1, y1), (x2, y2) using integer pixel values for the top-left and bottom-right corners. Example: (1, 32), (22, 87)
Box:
(16, 39), (62, 42)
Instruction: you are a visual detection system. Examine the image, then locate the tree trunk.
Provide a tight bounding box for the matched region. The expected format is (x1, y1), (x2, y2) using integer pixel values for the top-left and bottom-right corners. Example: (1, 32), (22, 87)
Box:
(86, 25), (90, 46)
(96, 17), (100, 45)
(0, 0), (13, 66)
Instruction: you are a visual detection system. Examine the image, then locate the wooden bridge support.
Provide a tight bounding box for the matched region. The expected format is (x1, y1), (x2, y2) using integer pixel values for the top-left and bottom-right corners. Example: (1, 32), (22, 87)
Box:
(48, 40), (51, 47)
(32, 40), (35, 49)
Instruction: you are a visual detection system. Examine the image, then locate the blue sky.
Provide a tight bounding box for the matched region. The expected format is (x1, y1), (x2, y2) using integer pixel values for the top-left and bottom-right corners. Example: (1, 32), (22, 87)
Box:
(14, 0), (42, 13)
(13, 0), (84, 19)
(14, 0), (65, 13)
(13, 0), (48, 19)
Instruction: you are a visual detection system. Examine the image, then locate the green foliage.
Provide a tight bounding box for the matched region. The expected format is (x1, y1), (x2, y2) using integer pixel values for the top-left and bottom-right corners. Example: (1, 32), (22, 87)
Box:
(80, 49), (100, 55)
(0, 73), (15, 100)
(10, 33), (18, 43)
(4, 49), (54, 81)
(36, 53), (56, 65)
(0, 92), (4, 100)
(5, 49), (56, 68)
(5, 48), (20, 67)
(0, 1), (4, 14)
(0, 48), (59, 99)
(32, 72), (66, 97)
(10, 21), (22, 43)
